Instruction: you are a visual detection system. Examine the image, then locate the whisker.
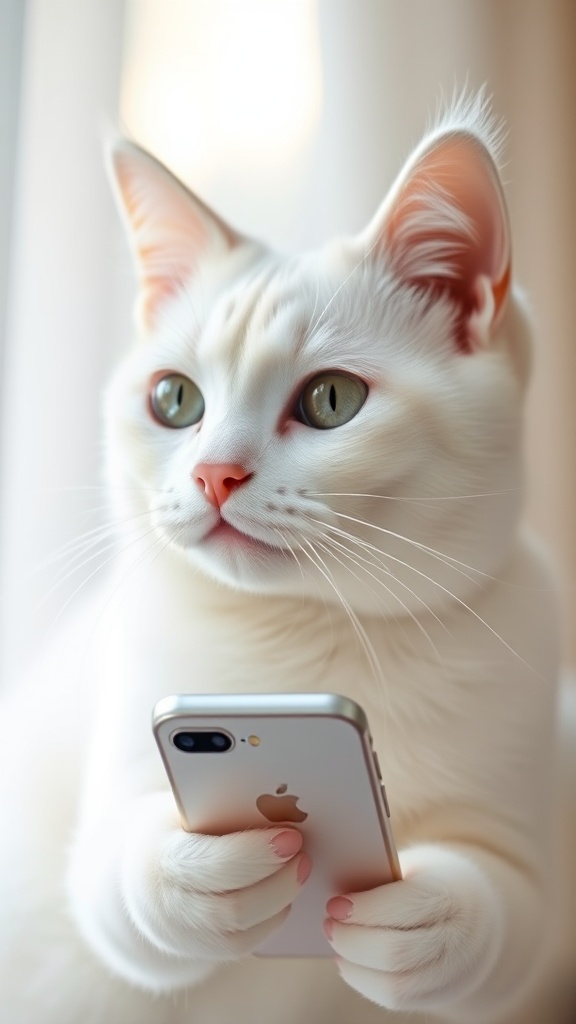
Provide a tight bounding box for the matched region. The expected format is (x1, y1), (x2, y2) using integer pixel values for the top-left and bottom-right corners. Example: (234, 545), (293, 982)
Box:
(296, 537), (384, 688)
(325, 509), (484, 587)
(10, 507), (159, 592)
(74, 529), (176, 661)
(34, 484), (165, 494)
(306, 499), (550, 590)
(272, 527), (327, 638)
(317, 512), (539, 675)
(316, 529), (446, 666)
(305, 512), (479, 596)
(34, 522), (119, 569)
(307, 489), (520, 502)
(317, 521), (451, 627)
(46, 535), (123, 596)
(315, 528), (446, 663)
(0, 525), (117, 608)
(36, 522), (160, 632)
(314, 535), (395, 617)
(272, 527), (304, 581)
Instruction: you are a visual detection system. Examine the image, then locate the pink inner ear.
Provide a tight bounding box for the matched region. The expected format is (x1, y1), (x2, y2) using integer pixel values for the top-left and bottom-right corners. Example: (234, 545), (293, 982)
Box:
(383, 135), (511, 351)
(110, 142), (240, 330)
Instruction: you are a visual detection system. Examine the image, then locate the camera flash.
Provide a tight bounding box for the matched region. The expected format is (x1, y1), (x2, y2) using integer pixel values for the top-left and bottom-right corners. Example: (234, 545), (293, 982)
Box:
(248, 735), (260, 747)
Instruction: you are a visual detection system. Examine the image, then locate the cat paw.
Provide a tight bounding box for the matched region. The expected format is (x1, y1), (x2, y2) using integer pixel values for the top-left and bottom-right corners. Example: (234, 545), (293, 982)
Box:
(121, 792), (311, 961)
(324, 844), (503, 1012)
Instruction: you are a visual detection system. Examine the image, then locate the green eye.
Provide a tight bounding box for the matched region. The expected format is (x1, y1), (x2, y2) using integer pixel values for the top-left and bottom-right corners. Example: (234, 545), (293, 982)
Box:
(297, 373), (368, 429)
(150, 373), (205, 428)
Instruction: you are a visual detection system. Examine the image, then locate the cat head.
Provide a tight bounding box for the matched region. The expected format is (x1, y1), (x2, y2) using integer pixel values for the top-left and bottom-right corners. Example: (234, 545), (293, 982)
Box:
(106, 93), (529, 617)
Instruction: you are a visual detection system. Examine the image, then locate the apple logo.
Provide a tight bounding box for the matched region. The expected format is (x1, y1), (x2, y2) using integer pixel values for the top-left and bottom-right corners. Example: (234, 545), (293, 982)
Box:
(256, 783), (308, 823)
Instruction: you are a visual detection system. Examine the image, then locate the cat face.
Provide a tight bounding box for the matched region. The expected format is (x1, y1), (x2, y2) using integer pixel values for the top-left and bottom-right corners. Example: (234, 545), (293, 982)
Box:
(106, 94), (527, 616)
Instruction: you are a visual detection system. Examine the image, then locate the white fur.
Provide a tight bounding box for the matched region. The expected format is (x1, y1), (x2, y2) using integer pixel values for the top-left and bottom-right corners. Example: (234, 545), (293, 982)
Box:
(1, 95), (574, 1024)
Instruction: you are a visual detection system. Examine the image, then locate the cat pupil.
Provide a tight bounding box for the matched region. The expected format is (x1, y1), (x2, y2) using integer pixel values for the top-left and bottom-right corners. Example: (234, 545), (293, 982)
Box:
(177, 384), (183, 407)
(329, 385), (336, 411)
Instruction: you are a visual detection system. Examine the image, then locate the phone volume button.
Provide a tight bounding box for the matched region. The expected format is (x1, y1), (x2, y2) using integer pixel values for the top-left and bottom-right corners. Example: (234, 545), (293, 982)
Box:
(372, 752), (382, 780)
(380, 784), (391, 818)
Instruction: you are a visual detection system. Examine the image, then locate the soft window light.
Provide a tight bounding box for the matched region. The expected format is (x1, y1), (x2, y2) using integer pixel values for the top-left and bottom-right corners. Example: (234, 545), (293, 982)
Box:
(121, 0), (322, 179)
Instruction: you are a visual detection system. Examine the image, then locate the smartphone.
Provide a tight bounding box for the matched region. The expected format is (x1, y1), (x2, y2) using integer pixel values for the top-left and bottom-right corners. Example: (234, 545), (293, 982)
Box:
(152, 692), (401, 957)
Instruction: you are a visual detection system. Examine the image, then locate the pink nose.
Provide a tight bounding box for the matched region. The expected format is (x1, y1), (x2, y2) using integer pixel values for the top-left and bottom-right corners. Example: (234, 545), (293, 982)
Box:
(192, 463), (252, 509)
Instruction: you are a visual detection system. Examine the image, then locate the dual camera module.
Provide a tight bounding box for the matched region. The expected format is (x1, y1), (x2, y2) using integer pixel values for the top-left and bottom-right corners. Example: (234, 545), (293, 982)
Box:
(172, 731), (233, 753)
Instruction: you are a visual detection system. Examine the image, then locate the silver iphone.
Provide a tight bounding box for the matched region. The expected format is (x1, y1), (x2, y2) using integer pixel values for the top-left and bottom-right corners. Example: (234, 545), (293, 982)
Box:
(152, 692), (401, 956)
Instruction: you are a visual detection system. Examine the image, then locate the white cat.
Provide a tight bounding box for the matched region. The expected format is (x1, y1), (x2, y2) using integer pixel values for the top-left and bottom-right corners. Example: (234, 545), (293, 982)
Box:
(0, 93), (574, 1024)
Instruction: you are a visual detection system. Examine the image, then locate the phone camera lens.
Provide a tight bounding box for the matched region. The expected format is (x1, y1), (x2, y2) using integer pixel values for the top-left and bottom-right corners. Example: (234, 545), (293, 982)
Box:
(173, 732), (196, 752)
(211, 733), (227, 750)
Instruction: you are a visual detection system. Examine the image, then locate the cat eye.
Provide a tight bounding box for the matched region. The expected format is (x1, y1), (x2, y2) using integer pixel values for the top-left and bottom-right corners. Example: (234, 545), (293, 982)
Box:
(297, 373), (368, 429)
(150, 373), (205, 428)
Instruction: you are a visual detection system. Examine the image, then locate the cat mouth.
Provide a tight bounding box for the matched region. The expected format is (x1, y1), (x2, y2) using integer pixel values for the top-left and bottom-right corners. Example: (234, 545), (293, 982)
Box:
(205, 521), (251, 543)
(202, 519), (282, 552)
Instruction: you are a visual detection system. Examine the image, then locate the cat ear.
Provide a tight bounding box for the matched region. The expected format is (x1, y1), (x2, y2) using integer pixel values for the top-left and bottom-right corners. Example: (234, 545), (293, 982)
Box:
(108, 140), (241, 329)
(361, 119), (511, 351)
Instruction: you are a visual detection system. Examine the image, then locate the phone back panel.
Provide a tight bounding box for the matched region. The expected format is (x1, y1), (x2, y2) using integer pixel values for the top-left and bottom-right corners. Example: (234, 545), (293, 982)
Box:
(153, 693), (400, 956)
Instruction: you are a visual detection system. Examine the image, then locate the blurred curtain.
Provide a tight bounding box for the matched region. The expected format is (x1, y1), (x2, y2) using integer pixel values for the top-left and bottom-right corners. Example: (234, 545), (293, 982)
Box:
(1, 0), (574, 680)
(0, 0), (25, 374)
(0, 0), (128, 683)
